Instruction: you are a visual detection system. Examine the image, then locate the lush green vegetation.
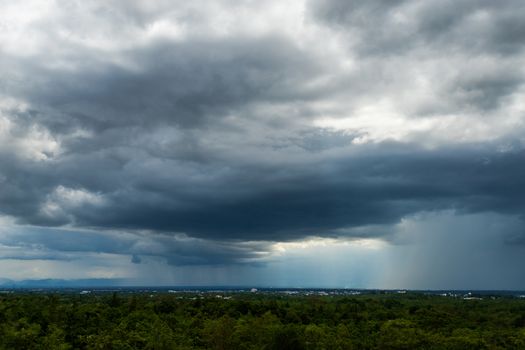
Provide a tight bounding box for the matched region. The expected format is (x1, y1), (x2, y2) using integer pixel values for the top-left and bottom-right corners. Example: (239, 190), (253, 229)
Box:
(1, 291), (525, 349)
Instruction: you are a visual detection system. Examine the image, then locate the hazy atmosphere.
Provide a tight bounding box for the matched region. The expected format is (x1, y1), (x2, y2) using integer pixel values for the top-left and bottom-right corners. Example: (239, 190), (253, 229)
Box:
(1, 0), (525, 289)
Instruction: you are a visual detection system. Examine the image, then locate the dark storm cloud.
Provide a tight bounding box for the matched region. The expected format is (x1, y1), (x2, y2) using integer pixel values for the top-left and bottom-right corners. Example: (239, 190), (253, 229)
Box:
(1, 0), (525, 270)
(3, 35), (322, 134)
(3, 138), (525, 243)
(75, 146), (525, 240)
(0, 155), (55, 222)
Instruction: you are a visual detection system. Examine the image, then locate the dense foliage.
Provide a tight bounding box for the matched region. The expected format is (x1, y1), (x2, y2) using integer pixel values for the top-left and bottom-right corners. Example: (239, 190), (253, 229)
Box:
(1, 291), (525, 349)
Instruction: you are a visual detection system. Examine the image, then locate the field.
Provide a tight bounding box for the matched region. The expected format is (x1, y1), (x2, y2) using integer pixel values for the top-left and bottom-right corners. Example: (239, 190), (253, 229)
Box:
(1, 290), (525, 349)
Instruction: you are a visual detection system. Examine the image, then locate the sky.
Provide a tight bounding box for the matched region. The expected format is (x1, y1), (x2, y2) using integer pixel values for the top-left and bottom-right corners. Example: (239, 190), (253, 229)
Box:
(0, 0), (525, 289)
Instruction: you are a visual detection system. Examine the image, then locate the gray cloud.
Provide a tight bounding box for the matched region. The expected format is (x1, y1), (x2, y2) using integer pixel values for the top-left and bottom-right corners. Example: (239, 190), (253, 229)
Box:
(131, 254), (142, 264)
(310, 0), (525, 56)
(3, 36), (322, 134)
(3, 140), (525, 243)
(1, 0), (525, 277)
(0, 225), (272, 266)
(307, 0), (525, 119)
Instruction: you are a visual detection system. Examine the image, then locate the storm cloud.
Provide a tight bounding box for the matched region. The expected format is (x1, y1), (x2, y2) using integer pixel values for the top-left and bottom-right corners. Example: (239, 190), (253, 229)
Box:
(1, 0), (525, 287)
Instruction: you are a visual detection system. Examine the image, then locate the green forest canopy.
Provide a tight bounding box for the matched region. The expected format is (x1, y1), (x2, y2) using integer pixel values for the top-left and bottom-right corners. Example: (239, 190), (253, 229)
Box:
(1, 292), (525, 349)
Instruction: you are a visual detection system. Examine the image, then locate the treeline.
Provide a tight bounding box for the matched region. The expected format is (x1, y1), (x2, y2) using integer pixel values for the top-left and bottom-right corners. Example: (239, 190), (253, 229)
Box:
(1, 292), (525, 349)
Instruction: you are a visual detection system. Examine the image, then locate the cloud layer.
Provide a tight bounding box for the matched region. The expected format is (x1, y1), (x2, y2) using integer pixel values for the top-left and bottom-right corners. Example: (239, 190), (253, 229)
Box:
(1, 0), (525, 286)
